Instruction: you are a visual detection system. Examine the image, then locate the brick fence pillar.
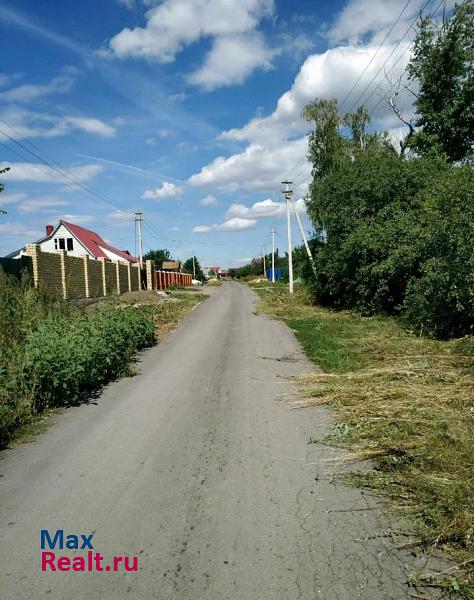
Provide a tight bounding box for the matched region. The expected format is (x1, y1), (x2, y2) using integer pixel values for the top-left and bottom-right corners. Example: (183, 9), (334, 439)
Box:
(126, 262), (132, 292)
(98, 257), (107, 296)
(83, 255), (90, 299)
(25, 244), (40, 287)
(145, 260), (155, 291)
(59, 250), (68, 300)
(115, 261), (121, 294)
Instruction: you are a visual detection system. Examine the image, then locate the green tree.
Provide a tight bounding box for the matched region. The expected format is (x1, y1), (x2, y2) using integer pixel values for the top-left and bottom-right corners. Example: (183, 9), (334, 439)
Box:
(408, 0), (474, 162)
(143, 248), (172, 269)
(182, 256), (205, 281)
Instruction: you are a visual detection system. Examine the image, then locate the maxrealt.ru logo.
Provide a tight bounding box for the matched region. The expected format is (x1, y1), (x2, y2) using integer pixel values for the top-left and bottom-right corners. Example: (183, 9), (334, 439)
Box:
(41, 530), (138, 573)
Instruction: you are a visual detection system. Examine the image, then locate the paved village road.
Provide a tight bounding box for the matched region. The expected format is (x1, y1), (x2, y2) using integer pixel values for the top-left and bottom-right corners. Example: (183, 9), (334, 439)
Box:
(0, 282), (436, 599)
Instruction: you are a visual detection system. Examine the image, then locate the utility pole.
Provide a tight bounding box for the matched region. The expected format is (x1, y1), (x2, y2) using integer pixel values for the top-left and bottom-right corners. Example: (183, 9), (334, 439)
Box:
(282, 180), (294, 294)
(135, 209), (144, 268)
(271, 226), (276, 283)
(290, 196), (318, 280)
(262, 246), (266, 278)
(192, 251), (196, 279)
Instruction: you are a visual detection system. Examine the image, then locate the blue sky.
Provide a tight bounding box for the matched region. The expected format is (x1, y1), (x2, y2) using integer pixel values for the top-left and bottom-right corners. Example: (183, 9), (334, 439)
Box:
(0, 0), (452, 267)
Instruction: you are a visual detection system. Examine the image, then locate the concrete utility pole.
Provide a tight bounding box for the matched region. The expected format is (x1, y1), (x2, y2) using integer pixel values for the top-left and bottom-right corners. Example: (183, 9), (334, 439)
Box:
(290, 196), (318, 280)
(282, 181), (294, 294)
(135, 209), (144, 268)
(262, 246), (266, 278)
(271, 226), (276, 283)
(192, 251), (196, 279)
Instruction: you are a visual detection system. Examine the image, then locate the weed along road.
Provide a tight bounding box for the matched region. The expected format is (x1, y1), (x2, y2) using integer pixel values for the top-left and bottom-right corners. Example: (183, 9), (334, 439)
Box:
(0, 282), (437, 599)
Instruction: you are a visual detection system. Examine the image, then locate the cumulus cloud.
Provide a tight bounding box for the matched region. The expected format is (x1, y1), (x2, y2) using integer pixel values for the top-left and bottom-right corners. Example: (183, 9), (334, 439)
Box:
(1, 162), (103, 183)
(226, 197), (306, 220)
(105, 0), (275, 88)
(188, 138), (310, 193)
(189, 29), (418, 195)
(221, 42), (412, 147)
(142, 181), (183, 199)
(187, 32), (276, 90)
(0, 74), (74, 103)
(0, 108), (116, 140)
(199, 194), (218, 207)
(193, 216), (257, 233)
(327, 0), (447, 45)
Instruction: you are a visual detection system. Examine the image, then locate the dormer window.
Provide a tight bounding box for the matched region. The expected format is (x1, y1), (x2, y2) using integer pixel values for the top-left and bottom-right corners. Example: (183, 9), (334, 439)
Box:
(54, 237), (74, 251)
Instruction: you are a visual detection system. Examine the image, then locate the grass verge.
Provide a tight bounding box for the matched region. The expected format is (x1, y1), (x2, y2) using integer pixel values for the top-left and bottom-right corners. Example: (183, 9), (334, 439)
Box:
(252, 281), (473, 597)
(0, 271), (206, 449)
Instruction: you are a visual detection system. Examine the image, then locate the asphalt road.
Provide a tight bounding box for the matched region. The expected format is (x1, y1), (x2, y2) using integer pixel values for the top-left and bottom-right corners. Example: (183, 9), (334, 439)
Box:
(0, 282), (440, 599)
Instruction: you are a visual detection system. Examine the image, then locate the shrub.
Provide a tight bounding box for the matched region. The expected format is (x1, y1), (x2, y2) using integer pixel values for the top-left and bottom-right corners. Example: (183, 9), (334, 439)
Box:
(0, 273), (155, 447)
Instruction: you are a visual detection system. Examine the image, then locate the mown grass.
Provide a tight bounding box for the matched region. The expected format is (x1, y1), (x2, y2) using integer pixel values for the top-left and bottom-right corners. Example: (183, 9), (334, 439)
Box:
(0, 271), (206, 448)
(252, 281), (474, 597)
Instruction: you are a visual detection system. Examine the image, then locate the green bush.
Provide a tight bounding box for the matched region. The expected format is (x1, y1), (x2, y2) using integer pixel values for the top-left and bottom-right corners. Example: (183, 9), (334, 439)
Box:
(305, 144), (474, 338)
(0, 272), (155, 447)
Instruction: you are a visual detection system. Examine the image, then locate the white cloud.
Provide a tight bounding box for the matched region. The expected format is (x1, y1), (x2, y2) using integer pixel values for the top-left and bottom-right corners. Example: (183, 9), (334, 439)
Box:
(0, 74), (11, 88)
(188, 138), (310, 193)
(199, 194), (218, 207)
(60, 117), (116, 138)
(187, 32), (276, 90)
(0, 107), (116, 140)
(0, 221), (41, 239)
(142, 181), (183, 199)
(1, 162), (103, 183)
(0, 75), (74, 103)
(221, 42), (411, 146)
(328, 0), (434, 45)
(145, 128), (171, 145)
(0, 192), (27, 206)
(107, 210), (134, 223)
(53, 214), (95, 225)
(226, 197), (306, 220)
(193, 216), (257, 233)
(105, 0), (275, 88)
(17, 197), (68, 214)
(189, 33), (418, 196)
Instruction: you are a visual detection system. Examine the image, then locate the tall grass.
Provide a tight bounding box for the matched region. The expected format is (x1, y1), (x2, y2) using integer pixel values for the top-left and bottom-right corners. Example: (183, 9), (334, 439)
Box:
(0, 271), (155, 447)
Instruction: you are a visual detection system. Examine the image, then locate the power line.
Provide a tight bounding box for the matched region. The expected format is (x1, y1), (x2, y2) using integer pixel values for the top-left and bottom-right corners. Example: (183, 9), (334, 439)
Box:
(0, 123), (134, 217)
(344, 0), (440, 115)
(281, 0), (440, 187)
(338, 0), (415, 113)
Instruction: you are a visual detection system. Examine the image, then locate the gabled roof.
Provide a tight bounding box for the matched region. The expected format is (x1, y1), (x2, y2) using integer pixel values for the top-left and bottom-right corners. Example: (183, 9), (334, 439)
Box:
(4, 220), (137, 262)
(62, 221), (137, 263)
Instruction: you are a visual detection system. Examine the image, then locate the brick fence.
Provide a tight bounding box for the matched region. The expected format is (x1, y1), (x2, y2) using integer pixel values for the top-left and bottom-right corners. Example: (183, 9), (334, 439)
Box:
(23, 245), (193, 299)
(24, 244), (155, 300)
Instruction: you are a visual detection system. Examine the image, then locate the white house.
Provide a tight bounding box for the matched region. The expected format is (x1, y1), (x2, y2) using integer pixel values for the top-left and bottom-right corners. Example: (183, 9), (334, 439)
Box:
(7, 220), (137, 263)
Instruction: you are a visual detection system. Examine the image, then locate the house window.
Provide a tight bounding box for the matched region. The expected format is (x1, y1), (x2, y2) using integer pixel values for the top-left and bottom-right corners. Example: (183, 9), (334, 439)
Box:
(54, 238), (66, 250)
(67, 238), (73, 251)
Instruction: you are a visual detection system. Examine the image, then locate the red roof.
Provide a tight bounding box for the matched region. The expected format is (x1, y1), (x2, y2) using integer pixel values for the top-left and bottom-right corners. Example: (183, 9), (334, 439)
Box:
(62, 221), (138, 263)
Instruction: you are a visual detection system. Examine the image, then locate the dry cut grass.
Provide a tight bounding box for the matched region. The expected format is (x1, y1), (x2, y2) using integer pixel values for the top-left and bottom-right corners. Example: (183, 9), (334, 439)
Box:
(253, 282), (474, 596)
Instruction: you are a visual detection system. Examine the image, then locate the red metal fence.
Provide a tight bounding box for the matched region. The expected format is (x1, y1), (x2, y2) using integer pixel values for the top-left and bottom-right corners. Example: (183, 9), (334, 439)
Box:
(156, 271), (192, 290)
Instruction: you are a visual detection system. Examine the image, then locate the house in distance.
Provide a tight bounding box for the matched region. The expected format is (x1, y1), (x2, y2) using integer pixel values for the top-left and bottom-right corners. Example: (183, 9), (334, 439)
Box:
(7, 220), (137, 263)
